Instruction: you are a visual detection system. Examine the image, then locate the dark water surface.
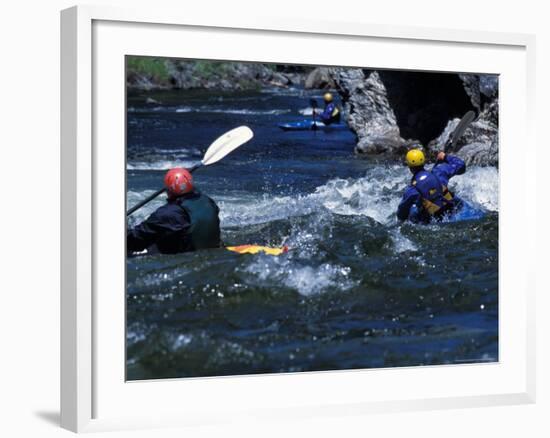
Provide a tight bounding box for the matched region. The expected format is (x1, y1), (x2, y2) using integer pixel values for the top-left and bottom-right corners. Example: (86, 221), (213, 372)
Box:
(126, 88), (498, 380)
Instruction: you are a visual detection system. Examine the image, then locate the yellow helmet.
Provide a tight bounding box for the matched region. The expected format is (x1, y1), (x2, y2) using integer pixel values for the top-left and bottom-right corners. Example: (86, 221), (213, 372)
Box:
(405, 149), (425, 167)
(323, 92), (333, 102)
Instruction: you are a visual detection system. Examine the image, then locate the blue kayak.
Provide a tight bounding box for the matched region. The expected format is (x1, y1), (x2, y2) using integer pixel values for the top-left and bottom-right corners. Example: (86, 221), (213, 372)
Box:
(448, 202), (486, 222)
(278, 120), (348, 132)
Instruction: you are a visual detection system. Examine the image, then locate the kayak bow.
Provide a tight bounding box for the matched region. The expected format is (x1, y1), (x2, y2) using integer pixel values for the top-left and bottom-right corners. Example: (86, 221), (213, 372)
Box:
(278, 120), (347, 132)
(226, 244), (289, 256)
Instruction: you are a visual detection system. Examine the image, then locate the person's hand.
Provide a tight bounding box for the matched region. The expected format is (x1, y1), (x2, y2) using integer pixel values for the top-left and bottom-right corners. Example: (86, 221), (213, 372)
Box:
(436, 151), (446, 162)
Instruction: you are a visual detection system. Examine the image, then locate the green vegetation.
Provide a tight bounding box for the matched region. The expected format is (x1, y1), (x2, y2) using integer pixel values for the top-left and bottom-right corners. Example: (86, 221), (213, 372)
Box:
(126, 57), (170, 83)
(126, 57), (308, 90)
(193, 60), (229, 77)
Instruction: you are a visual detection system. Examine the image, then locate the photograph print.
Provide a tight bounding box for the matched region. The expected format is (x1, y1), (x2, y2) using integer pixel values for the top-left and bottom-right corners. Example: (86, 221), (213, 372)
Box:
(126, 56), (499, 380)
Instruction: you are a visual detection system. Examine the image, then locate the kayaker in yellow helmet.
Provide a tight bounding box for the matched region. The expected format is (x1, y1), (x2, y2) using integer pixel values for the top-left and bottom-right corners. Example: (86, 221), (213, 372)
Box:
(316, 92), (341, 125)
(397, 147), (466, 223)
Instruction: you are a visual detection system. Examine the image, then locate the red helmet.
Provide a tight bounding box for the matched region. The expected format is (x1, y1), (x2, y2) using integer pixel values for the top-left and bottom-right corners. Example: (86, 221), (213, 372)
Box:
(164, 168), (194, 197)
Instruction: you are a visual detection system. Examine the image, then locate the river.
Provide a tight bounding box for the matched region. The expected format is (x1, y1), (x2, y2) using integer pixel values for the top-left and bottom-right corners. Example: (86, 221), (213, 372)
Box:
(126, 87), (498, 380)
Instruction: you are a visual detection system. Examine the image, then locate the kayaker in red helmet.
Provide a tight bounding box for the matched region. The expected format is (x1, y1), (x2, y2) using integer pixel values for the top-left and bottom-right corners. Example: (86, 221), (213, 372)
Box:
(127, 168), (221, 254)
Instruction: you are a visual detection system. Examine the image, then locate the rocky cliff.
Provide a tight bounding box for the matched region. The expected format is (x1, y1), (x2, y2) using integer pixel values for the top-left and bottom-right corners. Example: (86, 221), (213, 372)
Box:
(329, 68), (499, 166)
(127, 58), (309, 91)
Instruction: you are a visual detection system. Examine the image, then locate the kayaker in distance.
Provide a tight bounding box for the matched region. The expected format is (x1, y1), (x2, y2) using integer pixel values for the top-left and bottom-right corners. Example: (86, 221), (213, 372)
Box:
(397, 148), (466, 224)
(127, 168), (221, 254)
(316, 92), (341, 125)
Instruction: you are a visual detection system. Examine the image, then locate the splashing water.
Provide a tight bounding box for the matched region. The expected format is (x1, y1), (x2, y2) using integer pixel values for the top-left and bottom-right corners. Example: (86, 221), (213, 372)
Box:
(452, 166), (499, 212)
(126, 88), (499, 380)
(215, 164), (495, 229)
(244, 257), (355, 297)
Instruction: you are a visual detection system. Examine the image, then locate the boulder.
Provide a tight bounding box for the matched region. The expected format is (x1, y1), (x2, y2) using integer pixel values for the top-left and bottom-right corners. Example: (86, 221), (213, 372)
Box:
(459, 73), (498, 111)
(126, 71), (159, 91)
(304, 67), (335, 89)
(428, 100), (499, 166)
(329, 68), (406, 155)
(268, 72), (292, 88)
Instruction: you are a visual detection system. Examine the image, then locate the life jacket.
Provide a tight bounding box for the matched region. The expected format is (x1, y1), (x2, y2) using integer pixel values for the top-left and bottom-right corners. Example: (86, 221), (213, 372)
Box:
(324, 102), (341, 124)
(330, 104), (340, 121)
(176, 192), (221, 250)
(411, 170), (455, 217)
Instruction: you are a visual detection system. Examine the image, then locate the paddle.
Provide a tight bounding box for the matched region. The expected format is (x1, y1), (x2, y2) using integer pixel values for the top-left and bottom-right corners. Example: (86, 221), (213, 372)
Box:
(309, 98), (318, 131)
(126, 126), (254, 216)
(434, 110), (476, 166)
(444, 110), (476, 153)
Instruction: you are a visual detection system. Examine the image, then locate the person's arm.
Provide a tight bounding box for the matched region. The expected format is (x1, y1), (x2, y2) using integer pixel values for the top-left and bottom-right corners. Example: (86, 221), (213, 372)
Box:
(127, 212), (163, 252)
(397, 187), (421, 221)
(432, 152), (466, 183)
(318, 104), (333, 123)
(126, 205), (187, 252)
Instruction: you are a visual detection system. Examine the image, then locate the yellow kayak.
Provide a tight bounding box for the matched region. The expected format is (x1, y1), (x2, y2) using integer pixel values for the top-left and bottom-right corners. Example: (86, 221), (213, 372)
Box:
(226, 244), (289, 256)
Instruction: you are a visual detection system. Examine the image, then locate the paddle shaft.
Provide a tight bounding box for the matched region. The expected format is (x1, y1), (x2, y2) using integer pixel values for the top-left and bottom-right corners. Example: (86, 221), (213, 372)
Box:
(444, 110), (475, 153)
(126, 163), (202, 216)
(436, 111), (476, 165)
(310, 98), (318, 131)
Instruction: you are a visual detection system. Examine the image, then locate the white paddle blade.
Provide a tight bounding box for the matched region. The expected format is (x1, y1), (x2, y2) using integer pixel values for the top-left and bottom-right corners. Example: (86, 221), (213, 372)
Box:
(201, 126), (254, 166)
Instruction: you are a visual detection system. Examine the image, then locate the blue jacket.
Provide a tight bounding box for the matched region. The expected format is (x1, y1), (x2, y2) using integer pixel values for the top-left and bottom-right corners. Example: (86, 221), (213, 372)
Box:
(319, 102), (341, 125)
(397, 155), (466, 223)
(127, 191), (221, 254)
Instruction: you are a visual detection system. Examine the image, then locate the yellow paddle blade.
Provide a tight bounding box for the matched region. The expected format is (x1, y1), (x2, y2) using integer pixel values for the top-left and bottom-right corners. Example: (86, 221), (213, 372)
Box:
(226, 245), (289, 256)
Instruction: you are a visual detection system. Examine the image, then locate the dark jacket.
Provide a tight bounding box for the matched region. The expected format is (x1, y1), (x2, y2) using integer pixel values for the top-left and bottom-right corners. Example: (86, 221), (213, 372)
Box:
(127, 191), (221, 254)
(397, 155), (466, 223)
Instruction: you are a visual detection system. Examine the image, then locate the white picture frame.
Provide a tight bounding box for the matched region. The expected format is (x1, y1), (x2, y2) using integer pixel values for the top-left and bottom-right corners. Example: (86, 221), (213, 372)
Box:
(60, 4), (536, 433)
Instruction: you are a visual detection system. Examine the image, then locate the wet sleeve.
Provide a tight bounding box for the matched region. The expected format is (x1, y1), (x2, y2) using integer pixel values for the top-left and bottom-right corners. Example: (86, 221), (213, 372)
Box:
(397, 187), (421, 221)
(445, 155), (466, 176)
(319, 104), (333, 123)
(127, 206), (189, 252)
(433, 155), (466, 183)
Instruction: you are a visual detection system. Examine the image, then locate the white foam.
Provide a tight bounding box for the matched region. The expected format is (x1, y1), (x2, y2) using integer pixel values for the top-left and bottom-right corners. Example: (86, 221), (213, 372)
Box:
(313, 170), (406, 224)
(284, 264), (354, 296)
(171, 333), (193, 350)
(299, 108), (314, 116)
(219, 166), (407, 228)
(127, 163), (498, 229)
(146, 147), (201, 156)
(174, 106), (194, 113)
(452, 166), (499, 212)
(210, 108), (290, 115)
(131, 105), (290, 115)
(390, 229), (418, 253)
(244, 258), (355, 297)
(127, 159), (200, 171)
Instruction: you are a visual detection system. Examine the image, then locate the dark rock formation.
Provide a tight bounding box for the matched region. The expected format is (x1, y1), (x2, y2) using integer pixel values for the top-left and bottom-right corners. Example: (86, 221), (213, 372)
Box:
(429, 99), (498, 166)
(126, 71), (158, 91)
(379, 71), (474, 145)
(459, 73), (498, 111)
(304, 67), (335, 89)
(329, 67), (498, 166)
(329, 68), (406, 155)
